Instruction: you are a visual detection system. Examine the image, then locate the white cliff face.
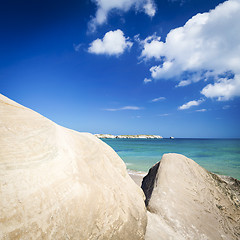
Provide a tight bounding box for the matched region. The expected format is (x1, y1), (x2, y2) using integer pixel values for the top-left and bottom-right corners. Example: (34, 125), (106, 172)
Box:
(94, 134), (116, 138)
(143, 153), (240, 240)
(95, 134), (163, 139)
(0, 94), (147, 239)
(116, 135), (163, 139)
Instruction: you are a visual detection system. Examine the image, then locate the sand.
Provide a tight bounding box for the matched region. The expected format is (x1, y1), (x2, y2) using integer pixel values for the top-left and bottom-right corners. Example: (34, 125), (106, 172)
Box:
(128, 170), (146, 187)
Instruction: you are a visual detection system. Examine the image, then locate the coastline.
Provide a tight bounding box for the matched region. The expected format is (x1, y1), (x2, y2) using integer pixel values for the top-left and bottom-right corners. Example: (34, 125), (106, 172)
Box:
(95, 134), (163, 139)
(103, 138), (240, 180)
(128, 167), (240, 190)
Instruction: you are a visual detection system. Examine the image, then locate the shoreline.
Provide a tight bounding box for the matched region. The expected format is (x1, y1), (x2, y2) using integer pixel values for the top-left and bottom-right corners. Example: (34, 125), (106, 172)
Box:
(127, 167), (240, 187)
(127, 169), (147, 187)
(102, 138), (240, 180)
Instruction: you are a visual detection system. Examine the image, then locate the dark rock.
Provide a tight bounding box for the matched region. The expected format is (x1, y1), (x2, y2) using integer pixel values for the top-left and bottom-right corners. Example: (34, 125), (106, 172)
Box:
(141, 162), (160, 207)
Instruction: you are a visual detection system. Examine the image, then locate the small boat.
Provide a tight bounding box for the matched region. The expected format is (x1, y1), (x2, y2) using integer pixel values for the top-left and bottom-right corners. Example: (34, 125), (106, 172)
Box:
(170, 136), (174, 139)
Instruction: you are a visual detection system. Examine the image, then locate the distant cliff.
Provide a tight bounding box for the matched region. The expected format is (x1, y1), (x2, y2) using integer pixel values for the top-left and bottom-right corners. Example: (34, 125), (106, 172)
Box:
(95, 134), (163, 139)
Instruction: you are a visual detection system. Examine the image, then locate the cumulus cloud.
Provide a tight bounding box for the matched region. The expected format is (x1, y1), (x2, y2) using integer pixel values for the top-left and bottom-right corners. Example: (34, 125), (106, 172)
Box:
(104, 106), (142, 111)
(88, 29), (133, 56)
(151, 97), (166, 102)
(89, 0), (156, 32)
(140, 34), (164, 60)
(201, 74), (240, 101)
(143, 78), (152, 84)
(178, 99), (204, 110)
(150, 61), (175, 79)
(140, 0), (240, 100)
(143, 1), (156, 16)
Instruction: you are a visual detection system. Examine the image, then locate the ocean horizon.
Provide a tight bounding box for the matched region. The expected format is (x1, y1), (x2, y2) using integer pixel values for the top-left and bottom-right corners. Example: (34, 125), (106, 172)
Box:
(102, 138), (240, 180)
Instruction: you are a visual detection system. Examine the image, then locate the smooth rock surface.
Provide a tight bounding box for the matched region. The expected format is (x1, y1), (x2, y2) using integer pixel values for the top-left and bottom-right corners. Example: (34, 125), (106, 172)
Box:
(142, 153), (240, 240)
(0, 94), (147, 239)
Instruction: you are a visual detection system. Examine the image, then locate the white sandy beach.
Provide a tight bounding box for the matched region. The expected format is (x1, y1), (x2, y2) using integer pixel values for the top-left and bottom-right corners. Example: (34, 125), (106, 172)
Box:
(128, 169), (147, 187)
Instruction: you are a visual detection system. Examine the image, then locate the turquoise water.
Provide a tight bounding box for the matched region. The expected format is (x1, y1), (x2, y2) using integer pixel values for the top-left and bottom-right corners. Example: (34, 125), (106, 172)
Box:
(102, 138), (240, 180)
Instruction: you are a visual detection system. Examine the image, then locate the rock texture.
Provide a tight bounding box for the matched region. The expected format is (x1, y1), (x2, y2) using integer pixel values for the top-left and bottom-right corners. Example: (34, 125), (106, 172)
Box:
(142, 153), (240, 240)
(0, 94), (147, 239)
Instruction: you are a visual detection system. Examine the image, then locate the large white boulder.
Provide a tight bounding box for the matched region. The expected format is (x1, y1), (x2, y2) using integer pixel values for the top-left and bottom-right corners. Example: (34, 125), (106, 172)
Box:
(0, 94), (147, 239)
(142, 153), (240, 240)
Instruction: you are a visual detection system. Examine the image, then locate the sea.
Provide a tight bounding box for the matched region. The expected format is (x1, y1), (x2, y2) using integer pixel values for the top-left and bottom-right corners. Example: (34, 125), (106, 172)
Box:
(102, 138), (240, 180)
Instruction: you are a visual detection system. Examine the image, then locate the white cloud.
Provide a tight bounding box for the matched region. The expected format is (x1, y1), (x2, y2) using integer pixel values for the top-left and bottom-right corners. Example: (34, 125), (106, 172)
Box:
(201, 74), (240, 101)
(151, 97), (166, 102)
(150, 61), (175, 79)
(140, 34), (164, 60)
(196, 109), (207, 112)
(176, 72), (206, 87)
(223, 105), (230, 110)
(140, 0), (240, 100)
(177, 80), (191, 87)
(178, 99), (204, 110)
(104, 106), (142, 111)
(143, 78), (152, 84)
(143, 1), (156, 17)
(158, 113), (169, 117)
(89, 0), (156, 32)
(73, 43), (82, 52)
(88, 29), (133, 56)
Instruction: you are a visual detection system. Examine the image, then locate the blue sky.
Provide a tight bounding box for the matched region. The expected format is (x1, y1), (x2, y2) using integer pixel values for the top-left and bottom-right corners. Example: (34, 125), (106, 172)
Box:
(1, 0), (240, 138)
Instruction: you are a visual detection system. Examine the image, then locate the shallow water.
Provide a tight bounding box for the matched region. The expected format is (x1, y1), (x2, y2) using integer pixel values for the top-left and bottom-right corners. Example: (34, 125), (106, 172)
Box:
(102, 138), (240, 180)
